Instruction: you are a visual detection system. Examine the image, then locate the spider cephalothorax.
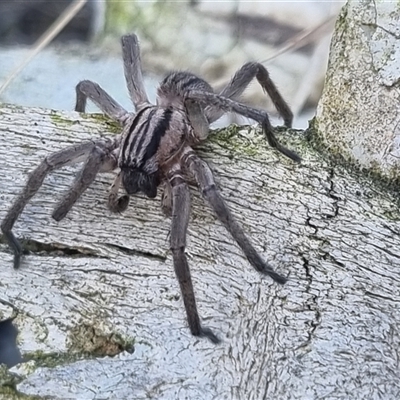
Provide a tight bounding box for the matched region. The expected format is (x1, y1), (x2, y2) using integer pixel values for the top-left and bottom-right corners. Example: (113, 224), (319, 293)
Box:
(1, 34), (299, 343)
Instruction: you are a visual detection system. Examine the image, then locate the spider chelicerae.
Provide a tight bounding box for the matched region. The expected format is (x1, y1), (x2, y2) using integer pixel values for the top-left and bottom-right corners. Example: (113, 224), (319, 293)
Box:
(1, 34), (300, 343)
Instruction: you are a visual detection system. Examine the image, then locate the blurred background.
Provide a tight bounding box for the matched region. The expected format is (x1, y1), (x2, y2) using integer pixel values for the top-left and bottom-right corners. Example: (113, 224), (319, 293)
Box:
(0, 0), (345, 129)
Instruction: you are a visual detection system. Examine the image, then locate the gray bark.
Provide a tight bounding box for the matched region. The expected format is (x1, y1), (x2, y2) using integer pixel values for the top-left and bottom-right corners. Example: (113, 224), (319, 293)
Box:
(316, 0), (400, 179)
(0, 103), (399, 399)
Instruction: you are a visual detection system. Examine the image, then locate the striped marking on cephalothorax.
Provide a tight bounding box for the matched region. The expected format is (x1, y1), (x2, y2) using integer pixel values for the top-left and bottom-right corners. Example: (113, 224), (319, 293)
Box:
(120, 106), (155, 166)
(141, 107), (173, 167)
(119, 106), (177, 171)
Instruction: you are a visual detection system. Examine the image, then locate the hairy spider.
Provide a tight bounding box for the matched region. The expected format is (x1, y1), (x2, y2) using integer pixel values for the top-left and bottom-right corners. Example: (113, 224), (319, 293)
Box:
(1, 34), (300, 343)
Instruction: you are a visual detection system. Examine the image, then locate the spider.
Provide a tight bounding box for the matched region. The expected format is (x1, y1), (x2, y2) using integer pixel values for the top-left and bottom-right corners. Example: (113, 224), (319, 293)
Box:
(1, 34), (300, 344)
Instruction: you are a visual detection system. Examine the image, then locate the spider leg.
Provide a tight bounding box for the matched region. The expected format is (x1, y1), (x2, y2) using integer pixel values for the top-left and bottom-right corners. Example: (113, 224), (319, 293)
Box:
(161, 181), (173, 217)
(185, 98), (209, 142)
(52, 142), (119, 221)
(75, 80), (129, 124)
(121, 34), (150, 110)
(187, 90), (300, 162)
(168, 166), (220, 344)
(208, 62), (293, 127)
(1, 139), (117, 269)
(183, 150), (288, 285)
(108, 172), (130, 213)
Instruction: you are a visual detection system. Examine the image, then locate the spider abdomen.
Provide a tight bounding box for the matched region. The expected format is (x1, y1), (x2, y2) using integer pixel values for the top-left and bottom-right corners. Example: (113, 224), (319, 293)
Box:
(157, 71), (213, 106)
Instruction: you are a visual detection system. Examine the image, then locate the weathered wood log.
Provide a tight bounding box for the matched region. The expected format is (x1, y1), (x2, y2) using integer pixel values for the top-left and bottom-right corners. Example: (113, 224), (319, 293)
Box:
(0, 103), (399, 399)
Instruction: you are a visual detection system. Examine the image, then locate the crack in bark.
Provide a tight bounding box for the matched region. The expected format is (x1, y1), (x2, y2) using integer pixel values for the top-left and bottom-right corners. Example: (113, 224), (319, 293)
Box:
(362, 22), (400, 40)
(299, 165), (336, 345)
(0, 236), (102, 259)
(365, 290), (400, 304)
(104, 242), (167, 262)
(300, 254), (322, 344)
(382, 223), (400, 236)
(322, 251), (346, 269)
(305, 214), (318, 234)
(326, 168), (340, 218)
(0, 236), (167, 262)
(0, 298), (20, 316)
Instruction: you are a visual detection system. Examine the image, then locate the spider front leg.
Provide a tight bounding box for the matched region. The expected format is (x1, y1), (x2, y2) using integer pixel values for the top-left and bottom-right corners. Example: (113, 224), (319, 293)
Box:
(183, 149), (288, 284)
(161, 181), (173, 217)
(75, 35), (150, 124)
(1, 139), (117, 269)
(209, 62), (293, 127)
(185, 98), (209, 142)
(168, 166), (220, 344)
(121, 34), (150, 110)
(75, 81), (130, 124)
(187, 90), (301, 162)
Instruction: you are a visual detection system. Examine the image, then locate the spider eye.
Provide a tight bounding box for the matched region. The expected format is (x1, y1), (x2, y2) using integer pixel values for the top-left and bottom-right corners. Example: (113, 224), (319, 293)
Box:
(122, 168), (159, 198)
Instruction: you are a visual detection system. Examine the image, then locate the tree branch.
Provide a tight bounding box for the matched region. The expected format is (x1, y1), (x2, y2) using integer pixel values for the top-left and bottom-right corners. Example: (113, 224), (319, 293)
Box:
(1, 103), (399, 398)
